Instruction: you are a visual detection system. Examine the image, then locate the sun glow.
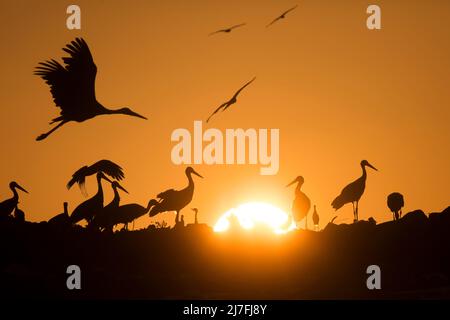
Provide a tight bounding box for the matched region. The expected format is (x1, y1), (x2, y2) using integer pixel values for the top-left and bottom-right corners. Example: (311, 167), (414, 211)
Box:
(213, 202), (297, 234)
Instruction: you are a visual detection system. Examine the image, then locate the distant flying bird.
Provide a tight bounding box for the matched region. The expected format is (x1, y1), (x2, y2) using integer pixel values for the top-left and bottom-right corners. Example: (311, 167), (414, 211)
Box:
(91, 181), (128, 230)
(69, 172), (112, 225)
(0, 182), (28, 218)
(108, 199), (159, 231)
(209, 23), (246, 36)
(34, 37), (147, 141)
(387, 192), (404, 221)
(287, 176), (311, 228)
(312, 205), (319, 231)
(67, 159), (124, 196)
(331, 160), (378, 222)
(149, 167), (203, 225)
(266, 5), (298, 28)
(206, 77), (256, 123)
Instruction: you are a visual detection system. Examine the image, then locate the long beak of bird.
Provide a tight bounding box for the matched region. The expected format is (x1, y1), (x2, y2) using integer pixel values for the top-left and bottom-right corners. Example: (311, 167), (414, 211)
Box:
(17, 184), (28, 194)
(192, 170), (204, 178)
(367, 163), (378, 171)
(101, 174), (113, 184)
(117, 183), (129, 194)
(286, 179), (297, 188)
(127, 110), (148, 120)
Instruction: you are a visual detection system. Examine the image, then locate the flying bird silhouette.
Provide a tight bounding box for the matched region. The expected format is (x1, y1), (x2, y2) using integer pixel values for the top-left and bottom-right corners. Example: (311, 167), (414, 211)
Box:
(67, 159), (124, 195)
(209, 23), (246, 36)
(266, 5), (298, 28)
(206, 77), (256, 123)
(34, 37), (147, 141)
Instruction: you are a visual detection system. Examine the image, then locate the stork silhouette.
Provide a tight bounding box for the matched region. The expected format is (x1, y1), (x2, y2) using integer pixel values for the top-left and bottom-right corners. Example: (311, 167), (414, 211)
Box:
(0, 182), (28, 218)
(312, 205), (319, 231)
(287, 176), (311, 228)
(34, 37), (147, 141)
(150, 167), (203, 225)
(109, 199), (159, 231)
(387, 192), (404, 221)
(91, 181), (128, 231)
(331, 160), (378, 222)
(69, 172), (112, 225)
(67, 159), (124, 196)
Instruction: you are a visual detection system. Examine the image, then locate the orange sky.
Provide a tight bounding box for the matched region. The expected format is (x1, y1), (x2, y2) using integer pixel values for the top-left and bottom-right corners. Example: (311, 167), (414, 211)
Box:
(0, 0), (449, 229)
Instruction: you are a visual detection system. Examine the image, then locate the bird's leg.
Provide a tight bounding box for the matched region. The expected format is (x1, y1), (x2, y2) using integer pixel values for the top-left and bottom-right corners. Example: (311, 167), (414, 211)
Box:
(352, 202), (356, 223)
(175, 211), (180, 225)
(356, 201), (359, 222)
(36, 120), (68, 141)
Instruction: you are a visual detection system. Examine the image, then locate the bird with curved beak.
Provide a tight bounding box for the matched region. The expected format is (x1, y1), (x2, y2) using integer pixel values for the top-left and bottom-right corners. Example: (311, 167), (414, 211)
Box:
(150, 167), (203, 225)
(0, 182), (28, 218)
(331, 160), (378, 222)
(286, 176), (311, 228)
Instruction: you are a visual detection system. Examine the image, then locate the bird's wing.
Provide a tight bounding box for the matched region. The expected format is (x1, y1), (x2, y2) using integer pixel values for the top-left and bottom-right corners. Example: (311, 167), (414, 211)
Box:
(206, 101), (228, 123)
(34, 38), (98, 118)
(67, 166), (88, 190)
(157, 189), (177, 199)
(282, 5), (298, 16)
(91, 160), (125, 181)
(232, 77), (256, 99)
(209, 29), (226, 36)
(230, 23), (246, 30)
(266, 17), (281, 28)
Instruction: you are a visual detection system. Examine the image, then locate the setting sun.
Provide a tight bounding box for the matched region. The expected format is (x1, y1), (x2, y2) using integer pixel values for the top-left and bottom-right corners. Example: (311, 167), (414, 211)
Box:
(213, 202), (296, 234)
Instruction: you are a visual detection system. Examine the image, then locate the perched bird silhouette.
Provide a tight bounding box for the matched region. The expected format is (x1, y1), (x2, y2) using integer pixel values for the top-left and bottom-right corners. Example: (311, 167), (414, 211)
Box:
(266, 5), (298, 28)
(312, 205), (319, 231)
(387, 192), (404, 221)
(209, 23), (246, 36)
(206, 77), (256, 123)
(287, 176), (311, 228)
(150, 167), (203, 225)
(69, 172), (112, 225)
(91, 181), (128, 231)
(13, 205), (25, 222)
(192, 208), (199, 224)
(0, 182), (28, 218)
(48, 202), (70, 226)
(34, 37), (147, 141)
(108, 199), (159, 231)
(67, 159), (124, 196)
(331, 160), (378, 222)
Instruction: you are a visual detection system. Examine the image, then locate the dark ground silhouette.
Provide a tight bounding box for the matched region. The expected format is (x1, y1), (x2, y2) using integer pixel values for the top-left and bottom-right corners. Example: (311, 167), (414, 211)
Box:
(0, 206), (449, 299)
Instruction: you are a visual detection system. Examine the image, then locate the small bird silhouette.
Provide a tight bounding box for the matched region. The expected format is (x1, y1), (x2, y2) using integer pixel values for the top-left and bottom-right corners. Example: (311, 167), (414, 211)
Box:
(287, 176), (311, 228)
(0, 182), (28, 218)
(67, 159), (124, 196)
(34, 37), (147, 141)
(209, 23), (246, 36)
(192, 208), (199, 224)
(206, 77), (256, 123)
(266, 5), (298, 28)
(312, 205), (319, 231)
(387, 192), (404, 221)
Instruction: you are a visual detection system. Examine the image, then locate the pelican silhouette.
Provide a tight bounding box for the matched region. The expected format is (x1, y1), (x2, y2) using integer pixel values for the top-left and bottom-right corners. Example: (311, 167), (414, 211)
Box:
(206, 77), (256, 123)
(34, 37), (147, 141)
(312, 205), (319, 231)
(209, 23), (246, 36)
(0, 182), (28, 218)
(67, 159), (124, 195)
(69, 172), (112, 225)
(266, 5), (298, 28)
(387, 192), (404, 221)
(286, 176), (311, 228)
(91, 181), (128, 230)
(331, 160), (378, 222)
(149, 167), (203, 225)
(192, 208), (199, 224)
(109, 199), (159, 231)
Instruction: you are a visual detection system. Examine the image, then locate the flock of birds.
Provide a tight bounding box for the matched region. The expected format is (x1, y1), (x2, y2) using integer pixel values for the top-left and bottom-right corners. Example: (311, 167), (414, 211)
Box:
(0, 5), (407, 231)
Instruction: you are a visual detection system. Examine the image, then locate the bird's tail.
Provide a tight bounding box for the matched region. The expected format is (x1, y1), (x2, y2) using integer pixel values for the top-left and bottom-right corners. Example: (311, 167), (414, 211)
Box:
(331, 195), (346, 210)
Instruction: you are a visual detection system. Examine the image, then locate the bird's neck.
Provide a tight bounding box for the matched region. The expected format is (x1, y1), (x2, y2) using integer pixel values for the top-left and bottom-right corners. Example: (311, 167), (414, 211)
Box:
(295, 182), (303, 194)
(112, 187), (120, 205)
(186, 172), (195, 190)
(96, 177), (104, 197)
(11, 186), (19, 200)
(361, 165), (367, 180)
